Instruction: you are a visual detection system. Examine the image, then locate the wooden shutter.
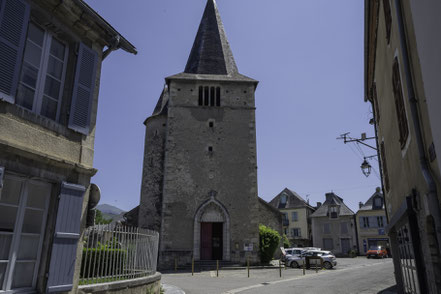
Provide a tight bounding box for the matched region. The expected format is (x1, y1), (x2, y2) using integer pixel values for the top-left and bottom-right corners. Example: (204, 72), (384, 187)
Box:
(380, 142), (390, 191)
(0, 0), (30, 103)
(47, 182), (86, 293)
(68, 43), (98, 135)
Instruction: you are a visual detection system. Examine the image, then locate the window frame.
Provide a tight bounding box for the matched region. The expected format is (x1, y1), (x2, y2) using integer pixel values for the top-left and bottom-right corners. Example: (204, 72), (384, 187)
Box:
(0, 175), (50, 291)
(392, 58), (409, 149)
(291, 211), (298, 222)
(16, 21), (69, 122)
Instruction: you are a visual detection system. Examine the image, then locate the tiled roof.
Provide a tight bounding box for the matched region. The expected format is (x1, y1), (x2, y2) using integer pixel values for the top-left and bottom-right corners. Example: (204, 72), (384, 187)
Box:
(269, 188), (315, 210)
(359, 190), (384, 211)
(310, 192), (354, 217)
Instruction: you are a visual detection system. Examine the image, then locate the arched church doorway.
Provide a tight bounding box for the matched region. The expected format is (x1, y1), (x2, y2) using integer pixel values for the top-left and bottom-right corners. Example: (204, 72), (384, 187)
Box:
(194, 198), (230, 261)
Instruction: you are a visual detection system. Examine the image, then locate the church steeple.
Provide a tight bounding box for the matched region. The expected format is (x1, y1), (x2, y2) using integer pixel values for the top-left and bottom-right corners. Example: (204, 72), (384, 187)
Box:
(184, 0), (238, 75)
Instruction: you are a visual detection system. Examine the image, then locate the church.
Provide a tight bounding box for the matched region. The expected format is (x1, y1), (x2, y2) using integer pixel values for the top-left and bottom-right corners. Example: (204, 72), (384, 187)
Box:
(137, 0), (281, 268)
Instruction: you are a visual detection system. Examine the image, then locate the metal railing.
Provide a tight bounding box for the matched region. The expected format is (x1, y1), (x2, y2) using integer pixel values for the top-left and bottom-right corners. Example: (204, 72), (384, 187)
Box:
(79, 224), (159, 285)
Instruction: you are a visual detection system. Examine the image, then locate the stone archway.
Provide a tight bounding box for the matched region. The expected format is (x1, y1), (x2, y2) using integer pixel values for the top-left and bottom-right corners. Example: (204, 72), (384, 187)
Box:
(193, 198), (230, 261)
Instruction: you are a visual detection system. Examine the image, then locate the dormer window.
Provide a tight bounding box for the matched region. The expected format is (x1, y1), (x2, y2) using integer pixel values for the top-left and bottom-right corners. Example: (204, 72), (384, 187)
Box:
(280, 194), (287, 204)
(198, 86), (220, 107)
(373, 197), (383, 209)
(329, 206), (339, 218)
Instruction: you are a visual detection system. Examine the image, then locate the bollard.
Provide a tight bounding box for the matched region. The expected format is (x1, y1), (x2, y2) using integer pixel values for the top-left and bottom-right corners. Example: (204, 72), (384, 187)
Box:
(279, 260), (282, 277)
(315, 260), (318, 273)
(192, 257), (194, 276)
(175, 258), (177, 272)
(217, 260), (219, 277)
(303, 261), (305, 275)
(247, 257), (250, 278)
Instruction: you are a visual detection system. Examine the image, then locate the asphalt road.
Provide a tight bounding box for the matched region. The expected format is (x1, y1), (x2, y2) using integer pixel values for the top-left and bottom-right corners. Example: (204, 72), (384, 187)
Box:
(161, 257), (395, 294)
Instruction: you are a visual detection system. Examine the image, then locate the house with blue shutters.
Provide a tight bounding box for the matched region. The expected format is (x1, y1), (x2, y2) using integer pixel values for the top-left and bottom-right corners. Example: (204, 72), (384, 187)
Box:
(0, 0), (135, 292)
(355, 188), (389, 255)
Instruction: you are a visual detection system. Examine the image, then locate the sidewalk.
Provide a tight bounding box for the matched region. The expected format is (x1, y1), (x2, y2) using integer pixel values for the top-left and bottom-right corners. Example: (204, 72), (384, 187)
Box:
(162, 283), (186, 294)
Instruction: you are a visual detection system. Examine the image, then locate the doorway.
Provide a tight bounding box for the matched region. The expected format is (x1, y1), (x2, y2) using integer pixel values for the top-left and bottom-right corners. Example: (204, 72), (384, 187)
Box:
(200, 222), (223, 260)
(341, 238), (351, 254)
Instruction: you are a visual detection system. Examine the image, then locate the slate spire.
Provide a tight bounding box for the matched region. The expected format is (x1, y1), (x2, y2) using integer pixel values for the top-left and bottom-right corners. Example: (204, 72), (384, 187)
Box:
(184, 0), (238, 75)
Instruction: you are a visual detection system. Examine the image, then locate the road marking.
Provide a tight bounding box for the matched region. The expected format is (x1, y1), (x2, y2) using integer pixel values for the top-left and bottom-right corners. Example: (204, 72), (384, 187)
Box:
(222, 260), (392, 294)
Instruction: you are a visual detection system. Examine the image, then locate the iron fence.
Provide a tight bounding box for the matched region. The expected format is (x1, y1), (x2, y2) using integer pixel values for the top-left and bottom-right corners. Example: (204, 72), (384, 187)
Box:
(79, 224), (159, 285)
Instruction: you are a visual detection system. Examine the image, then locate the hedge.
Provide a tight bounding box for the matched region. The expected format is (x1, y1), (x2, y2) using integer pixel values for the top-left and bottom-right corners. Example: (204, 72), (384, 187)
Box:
(80, 245), (127, 278)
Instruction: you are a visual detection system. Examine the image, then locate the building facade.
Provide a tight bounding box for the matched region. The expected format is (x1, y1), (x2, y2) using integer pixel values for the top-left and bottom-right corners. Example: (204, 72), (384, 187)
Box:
(356, 188), (389, 255)
(0, 0), (135, 292)
(138, 0), (264, 269)
(269, 188), (315, 247)
(365, 0), (441, 292)
(310, 193), (357, 256)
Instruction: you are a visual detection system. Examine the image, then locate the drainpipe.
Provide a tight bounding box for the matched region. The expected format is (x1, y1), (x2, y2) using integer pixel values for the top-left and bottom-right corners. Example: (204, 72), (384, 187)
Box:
(394, 0), (441, 259)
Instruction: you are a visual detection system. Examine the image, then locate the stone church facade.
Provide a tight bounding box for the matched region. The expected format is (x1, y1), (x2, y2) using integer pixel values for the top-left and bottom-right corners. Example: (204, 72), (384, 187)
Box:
(138, 0), (276, 269)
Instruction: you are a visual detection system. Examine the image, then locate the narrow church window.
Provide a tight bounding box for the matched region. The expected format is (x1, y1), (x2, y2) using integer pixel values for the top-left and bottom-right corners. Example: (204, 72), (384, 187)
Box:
(198, 86), (203, 105)
(209, 121), (214, 128)
(204, 86), (209, 106)
(210, 87), (215, 106)
(208, 146), (213, 152)
(216, 87), (221, 106)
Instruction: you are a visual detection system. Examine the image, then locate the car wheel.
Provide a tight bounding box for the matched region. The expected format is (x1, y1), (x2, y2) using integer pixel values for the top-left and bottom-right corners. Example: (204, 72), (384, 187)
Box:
(323, 261), (332, 269)
(367, 255), (370, 259)
(290, 261), (298, 268)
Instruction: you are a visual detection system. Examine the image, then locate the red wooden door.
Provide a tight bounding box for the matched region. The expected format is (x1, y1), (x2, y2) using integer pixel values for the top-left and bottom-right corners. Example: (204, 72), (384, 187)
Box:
(201, 222), (212, 260)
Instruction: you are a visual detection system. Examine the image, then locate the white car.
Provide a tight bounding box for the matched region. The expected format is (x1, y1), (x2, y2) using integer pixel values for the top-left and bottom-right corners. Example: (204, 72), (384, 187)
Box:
(286, 250), (337, 269)
(281, 247), (305, 262)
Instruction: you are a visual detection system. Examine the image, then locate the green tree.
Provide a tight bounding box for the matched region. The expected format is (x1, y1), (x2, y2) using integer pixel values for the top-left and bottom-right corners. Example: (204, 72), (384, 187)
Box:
(282, 234), (290, 248)
(259, 224), (281, 264)
(95, 209), (112, 225)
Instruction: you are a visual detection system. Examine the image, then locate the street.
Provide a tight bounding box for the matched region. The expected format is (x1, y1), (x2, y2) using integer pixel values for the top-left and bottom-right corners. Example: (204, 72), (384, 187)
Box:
(161, 257), (395, 294)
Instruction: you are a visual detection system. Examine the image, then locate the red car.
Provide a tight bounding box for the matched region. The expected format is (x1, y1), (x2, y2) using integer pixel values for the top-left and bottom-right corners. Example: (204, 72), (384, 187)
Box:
(366, 246), (388, 258)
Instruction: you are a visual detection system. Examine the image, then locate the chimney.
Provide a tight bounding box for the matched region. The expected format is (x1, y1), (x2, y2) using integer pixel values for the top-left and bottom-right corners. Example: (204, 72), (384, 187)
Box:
(316, 202), (322, 208)
(325, 192), (334, 201)
(359, 202), (363, 209)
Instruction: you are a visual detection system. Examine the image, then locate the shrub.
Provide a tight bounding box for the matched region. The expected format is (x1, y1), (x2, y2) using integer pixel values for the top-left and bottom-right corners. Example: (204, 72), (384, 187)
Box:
(259, 224), (281, 264)
(282, 234), (290, 248)
(80, 244), (127, 278)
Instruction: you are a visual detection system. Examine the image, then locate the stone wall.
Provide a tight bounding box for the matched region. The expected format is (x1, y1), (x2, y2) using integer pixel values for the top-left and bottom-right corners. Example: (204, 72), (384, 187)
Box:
(158, 78), (260, 267)
(77, 273), (161, 294)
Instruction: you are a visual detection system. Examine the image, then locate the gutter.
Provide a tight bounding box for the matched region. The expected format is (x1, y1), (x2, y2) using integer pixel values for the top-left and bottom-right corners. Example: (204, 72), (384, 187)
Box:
(394, 0), (441, 260)
(71, 0), (137, 56)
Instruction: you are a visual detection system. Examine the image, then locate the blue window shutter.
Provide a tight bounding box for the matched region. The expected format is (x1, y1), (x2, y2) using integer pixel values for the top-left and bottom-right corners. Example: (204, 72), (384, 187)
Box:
(47, 182), (86, 293)
(0, 0), (29, 103)
(68, 43), (98, 135)
(383, 216), (387, 225)
(359, 216), (364, 228)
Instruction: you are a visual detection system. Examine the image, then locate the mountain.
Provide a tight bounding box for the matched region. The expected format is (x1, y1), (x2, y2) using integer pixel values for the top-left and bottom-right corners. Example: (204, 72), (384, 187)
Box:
(96, 204), (125, 220)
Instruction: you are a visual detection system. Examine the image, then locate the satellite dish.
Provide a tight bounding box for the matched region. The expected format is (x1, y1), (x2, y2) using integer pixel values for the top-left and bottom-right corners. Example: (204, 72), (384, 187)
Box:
(89, 183), (101, 209)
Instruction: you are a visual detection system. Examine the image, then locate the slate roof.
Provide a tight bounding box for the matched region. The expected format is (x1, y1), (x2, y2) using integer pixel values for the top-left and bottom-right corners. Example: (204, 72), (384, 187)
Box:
(310, 192), (355, 217)
(166, 0), (257, 85)
(359, 190), (384, 211)
(269, 188), (315, 210)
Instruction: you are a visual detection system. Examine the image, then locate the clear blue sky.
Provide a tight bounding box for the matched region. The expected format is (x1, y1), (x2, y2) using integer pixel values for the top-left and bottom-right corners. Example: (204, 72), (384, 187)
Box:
(86, 0), (380, 213)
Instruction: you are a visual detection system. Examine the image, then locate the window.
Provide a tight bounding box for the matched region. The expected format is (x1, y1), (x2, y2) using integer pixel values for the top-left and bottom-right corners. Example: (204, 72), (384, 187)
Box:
(392, 58), (409, 149)
(208, 121), (214, 128)
(383, 0), (392, 44)
(363, 216), (370, 228)
(377, 216), (384, 228)
(16, 22), (68, 121)
(373, 197), (383, 209)
(280, 194), (287, 204)
(198, 86), (221, 107)
(329, 206), (338, 218)
(371, 83), (380, 123)
(291, 228), (301, 238)
(0, 175), (50, 290)
(341, 222), (348, 234)
(324, 223), (331, 234)
(291, 211), (298, 221)
(208, 146), (213, 152)
(323, 238), (333, 250)
(380, 142), (390, 191)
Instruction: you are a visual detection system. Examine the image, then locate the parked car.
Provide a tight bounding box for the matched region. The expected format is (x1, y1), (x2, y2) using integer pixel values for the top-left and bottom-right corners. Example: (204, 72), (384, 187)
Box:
(281, 247), (305, 262)
(366, 246), (388, 258)
(286, 250), (337, 269)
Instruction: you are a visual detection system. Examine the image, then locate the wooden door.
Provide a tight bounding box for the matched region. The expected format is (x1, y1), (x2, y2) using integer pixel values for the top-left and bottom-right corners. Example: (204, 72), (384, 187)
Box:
(200, 222), (212, 260)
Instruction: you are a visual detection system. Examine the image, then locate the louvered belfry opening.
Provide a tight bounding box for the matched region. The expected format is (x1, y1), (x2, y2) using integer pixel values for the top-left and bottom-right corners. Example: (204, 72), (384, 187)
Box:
(198, 86), (221, 106)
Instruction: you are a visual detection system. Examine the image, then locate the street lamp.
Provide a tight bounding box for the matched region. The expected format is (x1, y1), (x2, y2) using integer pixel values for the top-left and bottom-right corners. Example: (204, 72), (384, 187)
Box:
(361, 159), (372, 177)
